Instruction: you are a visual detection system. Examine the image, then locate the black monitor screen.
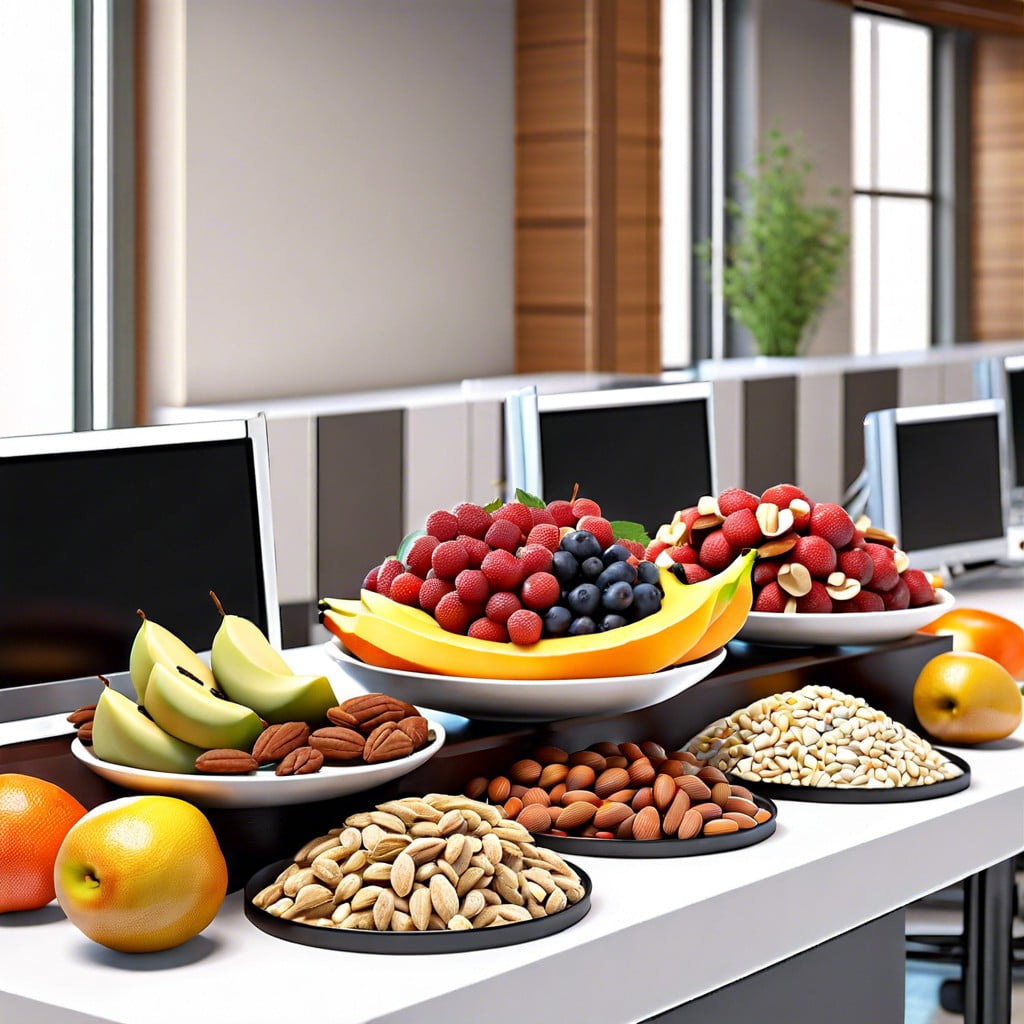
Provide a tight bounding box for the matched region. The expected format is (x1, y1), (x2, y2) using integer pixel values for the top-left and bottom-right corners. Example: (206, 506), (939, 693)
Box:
(0, 439), (268, 687)
(896, 415), (1004, 551)
(1008, 367), (1024, 487)
(539, 400), (713, 535)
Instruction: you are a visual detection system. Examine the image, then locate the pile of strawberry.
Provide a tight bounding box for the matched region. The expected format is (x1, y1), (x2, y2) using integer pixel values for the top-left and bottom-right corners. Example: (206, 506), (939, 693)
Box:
(362, 496), (649, 645)
(646, 483), (936, 614)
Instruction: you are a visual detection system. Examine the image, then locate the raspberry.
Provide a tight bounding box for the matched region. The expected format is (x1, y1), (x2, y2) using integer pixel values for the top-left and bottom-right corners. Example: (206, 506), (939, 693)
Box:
(753, 581), (787, 612)
(791, 535), (837, 579)
(864, 543), (899, 591)
(664, 544), (698, 564)
(406, 535), (440, 577)
(434, 591), (474, 633)
(761, 484), (808, 508)
(902, 568), (935, 607)
(453, 502), (493, 540)
(837, 589), (885, 613)
(717, 488), (760, 516)
(493, 502), (534, 535)
(645, 539), (668, 562)
(575, 515), (614, 549)
(752, 561), (780, 586)
(721, 508), (762, 549)
(526, 523), (561, 552)
(425, 509), (459, 542)
(389, 572), (424, 606)
(484, 518), (523, 553)
(361, 566), (379, 592)
(809, 503), (855, 549)
(418, 577), (454, 612)
(571, 497), (602, 520)
(796, 582), (832, 613)
(456, 534), (490, 569)
(519, 543), (553, 576)
(546, 500), (577, 527)
(849, 527), (866, 548)
(455, 568), (490, 604)
(529, 506), (557, 527)
(507, 608), (543, 645)
(675, 563), (712, 584)
(468, 617), (509, 642)
(838, 548), (873, 586)
(879, 577), (910, 610)
(520, 571), (560, 611)
(375, 558), (405, 597)
(481, 548), (523, 590)
(617, 538), (646, 560)
(697, 529), (736, 572)
(431, 540), (470, 581)
(485, 591), (522, 624)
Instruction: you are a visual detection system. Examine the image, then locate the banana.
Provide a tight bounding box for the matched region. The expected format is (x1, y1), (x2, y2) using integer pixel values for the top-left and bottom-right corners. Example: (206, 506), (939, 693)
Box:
(672, 548), (755, 663)
(143, 662), (264, 751)
(92, 685), (204, 774)
(129, 610), (215, 701)
(210, 595), (336, 724)
(322, 555), (750, 680)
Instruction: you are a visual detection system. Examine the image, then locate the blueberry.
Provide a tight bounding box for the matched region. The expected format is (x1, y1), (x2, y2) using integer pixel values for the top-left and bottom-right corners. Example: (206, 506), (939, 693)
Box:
(631, 582), (662, 618)
(580, 556), (604, 580)
(602, 543), (633, 566)
(599, 613), (628, 631)
(551, 550), (580, 587)
(567, 616), (597, 636)
(566, 582), (601, 617)
(543, 605), (573, 637)
(636, 560), (660, 587)
(601, 580), (634, 612)
(560, 530), (602, 561)
(596, 561), (637, 590)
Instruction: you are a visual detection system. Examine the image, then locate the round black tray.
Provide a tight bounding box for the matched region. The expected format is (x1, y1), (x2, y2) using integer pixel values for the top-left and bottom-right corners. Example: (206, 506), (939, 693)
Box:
(530, 794), (778, 859)
(243, 857), (592, 954)
(729, 750), (970, 804)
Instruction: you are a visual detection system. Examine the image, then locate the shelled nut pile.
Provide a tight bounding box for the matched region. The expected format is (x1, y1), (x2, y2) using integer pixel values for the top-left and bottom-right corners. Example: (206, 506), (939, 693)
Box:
(465, 741), (774, 840)
(252, 794), (586, 931)
(685, 684), (963, 789)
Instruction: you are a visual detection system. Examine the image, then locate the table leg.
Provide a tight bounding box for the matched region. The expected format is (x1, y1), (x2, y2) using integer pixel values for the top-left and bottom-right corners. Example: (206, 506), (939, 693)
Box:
(962, 856), (1016, 1024)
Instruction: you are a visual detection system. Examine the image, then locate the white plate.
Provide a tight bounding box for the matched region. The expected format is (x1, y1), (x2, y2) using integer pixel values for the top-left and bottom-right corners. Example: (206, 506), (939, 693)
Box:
(323, 641), (727, 722)
(735, 588), (955, 646)
(69, 719), (445, 809)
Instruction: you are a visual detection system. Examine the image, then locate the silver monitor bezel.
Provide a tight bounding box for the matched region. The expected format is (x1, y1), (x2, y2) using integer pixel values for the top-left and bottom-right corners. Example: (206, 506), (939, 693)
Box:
(976, 353), (1024, 495)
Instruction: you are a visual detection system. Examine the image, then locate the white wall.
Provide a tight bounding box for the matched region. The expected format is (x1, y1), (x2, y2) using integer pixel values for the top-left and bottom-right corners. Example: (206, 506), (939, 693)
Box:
(143, 0), (515, 412)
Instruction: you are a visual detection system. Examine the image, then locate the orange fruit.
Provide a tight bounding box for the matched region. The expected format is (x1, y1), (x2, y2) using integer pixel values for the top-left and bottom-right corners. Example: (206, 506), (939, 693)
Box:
(54, 795), (227, 953)
(919, 607), (1024, 679)
(0, 774), (87, 913)
(913, 651), (1023, 745)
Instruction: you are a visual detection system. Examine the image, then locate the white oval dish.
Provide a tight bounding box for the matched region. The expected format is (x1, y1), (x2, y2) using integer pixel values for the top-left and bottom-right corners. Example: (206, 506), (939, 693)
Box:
(735, 588), (955, 647)
(323, 642), (727, 722)
(69, 718), (445, 809)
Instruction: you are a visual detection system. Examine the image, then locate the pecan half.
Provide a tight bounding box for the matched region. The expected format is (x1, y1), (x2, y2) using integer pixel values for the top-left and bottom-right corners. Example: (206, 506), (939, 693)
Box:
(252, 722), (310, 765)
(309, 726), (365, 762)
(196, 748), (259, 774)
(363, 722), (415, 764)
(326, 706), (360, 729)
(275, 745), (325, 776)
(67, 704), (96, 725)
(340, 693), (416, 734)
(396, 715), (429, 749)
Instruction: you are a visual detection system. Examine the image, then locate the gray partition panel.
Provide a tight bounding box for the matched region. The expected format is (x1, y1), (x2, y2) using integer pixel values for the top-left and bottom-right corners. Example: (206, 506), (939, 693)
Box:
(317, 410), (405, 599)
(743, 375), (797, 494)
(844, 368), (899, 491)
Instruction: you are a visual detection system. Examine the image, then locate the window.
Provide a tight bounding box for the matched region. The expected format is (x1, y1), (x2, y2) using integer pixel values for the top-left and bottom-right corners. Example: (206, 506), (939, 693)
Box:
(852, 14), (934, 354)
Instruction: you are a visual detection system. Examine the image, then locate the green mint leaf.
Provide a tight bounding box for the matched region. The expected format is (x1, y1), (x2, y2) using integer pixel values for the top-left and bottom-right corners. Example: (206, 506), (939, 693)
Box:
(395, 529), (425, 566)
(483, 497), (503, 513)
(514, 488), (547, 509)
(610, 520), (651, 546)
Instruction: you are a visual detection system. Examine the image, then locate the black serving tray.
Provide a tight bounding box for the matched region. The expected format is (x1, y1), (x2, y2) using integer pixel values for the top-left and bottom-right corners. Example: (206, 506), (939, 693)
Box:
(243, 858), (592, 954)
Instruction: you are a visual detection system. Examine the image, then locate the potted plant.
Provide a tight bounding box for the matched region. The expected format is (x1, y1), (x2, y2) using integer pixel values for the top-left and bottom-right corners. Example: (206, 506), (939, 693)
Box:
(701, 130), (849, 357)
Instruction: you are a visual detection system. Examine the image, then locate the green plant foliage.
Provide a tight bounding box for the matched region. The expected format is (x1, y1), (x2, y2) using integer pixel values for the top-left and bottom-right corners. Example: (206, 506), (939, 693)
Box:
(700, 130), (849, 357)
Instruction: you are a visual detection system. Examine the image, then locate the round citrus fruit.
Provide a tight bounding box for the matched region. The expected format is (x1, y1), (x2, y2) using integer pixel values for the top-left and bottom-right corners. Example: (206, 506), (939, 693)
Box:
(54, 795), (227, 953)
(919, 607), (1024, 679)
(0, 774), (87, 913)
(913, 650), (1023, 745)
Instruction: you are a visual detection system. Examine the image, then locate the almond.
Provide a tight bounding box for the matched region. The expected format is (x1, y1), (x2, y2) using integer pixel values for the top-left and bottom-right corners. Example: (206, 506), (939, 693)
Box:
(503, 797), (524, 819)
(724, 796), (759, 817)
(659, 758), (685, 778)
(556, 801), (598, 831)
(195, 748), (258, 774)
(565, 764), (597, 791)
(662, 790), (691, 835)
(641, 740), (667, 762)
(603, 755), (629, 770)
(532, 745), (569, 764)
(516, 803), (553, 834)
(676, 807), (704, 839)
(510, 759), (543, 785)
(487, 776), (511, 803)
(653, 773), (677, 810)
(631, 805), (662, 840)
(704, 818), (740, 836)
(754, 808), (773, 824)
(613, 812), (635, 838)
(275, 745), (324, 776)
(464, 776), (489, 799)
(77, 721), (94, 745)
(606, 788), (637, 804)
(309, 726), (364, 761)
(589, 741), (621, 757)
(710, 781), (733, 808)
(538, 763), (569, 788)
(521, 787), (550, 806)
(593, 801), (633, 831)
(253, 721), (310, 765)
(560, 789), (602, 808)
(594, 767), (630, 798)
(677, 775), (712, 802)
(631, 786), (654, 811)
(692, 801), (723, 821)
(66, 704), (96, 725)
(618, 741), (644, 761)
(697, 764), (728, 784)
(547, 782), (567, 805)
(627, 757), (656, 786)
(723, 811), (758, 830)
(568, 749), (606, 772)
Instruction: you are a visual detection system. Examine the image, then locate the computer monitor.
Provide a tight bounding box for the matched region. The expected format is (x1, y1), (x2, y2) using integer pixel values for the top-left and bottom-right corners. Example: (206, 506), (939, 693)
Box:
(976, 354), (1024, 495)
(863, 399), (1010, 571)
(505, 381), (716, 536)
(0, 416), (280, 689)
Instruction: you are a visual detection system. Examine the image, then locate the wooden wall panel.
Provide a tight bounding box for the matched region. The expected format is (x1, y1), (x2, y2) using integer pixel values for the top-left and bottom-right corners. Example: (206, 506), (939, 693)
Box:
(517, 138), (588, 219)
(516, 43), (588, 136)
(516, 225), (588, 307)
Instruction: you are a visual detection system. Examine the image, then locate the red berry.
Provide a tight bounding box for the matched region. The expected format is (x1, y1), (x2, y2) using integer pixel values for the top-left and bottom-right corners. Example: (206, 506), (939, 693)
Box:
(809, 503), (855, 549)
(645, 539), (668, 562)
(849, 527), (866, 548)
(468, 617), (509, 642)
(753, 582), (787, 612)
(796, 582), (832, 614)
(507, 608), (543, 645)
(455, 568), (490, 604)
(617, 538), (646, 560)
(864, 543), (899, 591)
(389, 572), (424, 606)
(481, 548), (524, 590)
(546, 499), (577, 527)
(453, 502), (493, 540)
(721, 508), (762, 549)
(375, 558), (405, 597)
(434, 591), (474, 633)
(406, 535), (440, 577)
(665, 544), (699, 564)
(485, 591), (522, 624)
(838, 548), (873, 586)
(529, 506), (557, 527)
(456, 534), (490, 569)
(493, 502), (534, 535)
(520, 571), (560, 611)
(526, 523), (561, 552)
(676, 563), (712, 584)
(717, 488), (760, 516)
(571, 497), (602, 520)
(791, 535), (838, 579)
(519, 543), (553, 577)
(432, 540), (470, 581)
(576, 515), (614, 549)
(697, 529), (735, 572)
(419, 577), (454, 612)
(902, 568), (935, 607)
(837, 589), (885, 613)
(425, 509), (459, 542)
(484, 518), (523, 553)
(361, 566), (379, 592)
(761, 484), (808, 508)
(752, 561), (780, 586)
(788, 497), (813, 532)
(879, 577), (910, 611)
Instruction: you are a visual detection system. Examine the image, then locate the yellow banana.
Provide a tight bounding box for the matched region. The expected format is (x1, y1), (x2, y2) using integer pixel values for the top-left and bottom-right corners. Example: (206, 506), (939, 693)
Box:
(672, 549), (755, 663)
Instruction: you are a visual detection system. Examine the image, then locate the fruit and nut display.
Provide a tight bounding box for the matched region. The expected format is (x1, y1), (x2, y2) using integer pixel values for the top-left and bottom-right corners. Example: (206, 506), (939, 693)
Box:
(250, 794), (587, 933)
(685, 684), (965, 792)
(321, 492), (756, 680)
(648, 483), (940, 615)
(463, 741), (774, 848)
